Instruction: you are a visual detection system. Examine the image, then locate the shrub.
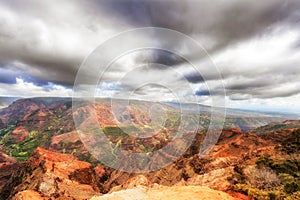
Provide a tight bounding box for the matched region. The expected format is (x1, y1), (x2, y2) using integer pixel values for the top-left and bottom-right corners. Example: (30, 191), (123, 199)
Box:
(244, 166), (281, 190)
(284, 181), (300, 194)
(256, 155), (300, 176)
(282, 129), (300, 154)
(256, 154), (274, 168)
(29, 130), (38, 138)
(279, 173), (296, 183)
(284, 191), (300, 200)
(233, 184), (285, 200)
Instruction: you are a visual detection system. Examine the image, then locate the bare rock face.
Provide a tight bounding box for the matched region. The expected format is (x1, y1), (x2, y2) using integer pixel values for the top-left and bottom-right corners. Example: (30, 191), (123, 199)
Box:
(0, 152), (19, 192)
(0, 125), (295, 200)
(12, 190), (49, 200)
(109, 175), (151, 193)
(0, 119), (6, 129)
(91, 185), (236, 200)
(184, 167), (233, 191)
(0, 98), (46, 124)
(1, 147), (100, 200)
(96, 127), (291, 198)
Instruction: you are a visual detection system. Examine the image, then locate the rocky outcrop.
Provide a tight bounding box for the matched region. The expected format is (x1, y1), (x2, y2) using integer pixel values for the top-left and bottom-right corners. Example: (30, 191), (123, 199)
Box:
(0, 129), (251, 199)
(0, 152), (19, 192)
(0, 122), (298, 199)
(16, 109), (50, 127)
(109, 175), (151, 193)
(91, 185), (235, 200)
(0, 98), (71, 124)
(0, 119), (6, 129)
(1, 147), (100, 200)
(97, 127), (294, 195)
(12, 190), (49, 200)
(0, 99), (45, 124)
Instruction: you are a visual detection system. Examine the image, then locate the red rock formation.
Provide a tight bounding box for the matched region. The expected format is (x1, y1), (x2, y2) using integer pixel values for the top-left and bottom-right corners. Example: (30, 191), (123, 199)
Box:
(12, 190), (49, 200)
(91, 185), (236, 200)
(1, 147), (100, 199)
(9, 127), (29, 143)
(0, 152), (19, 191)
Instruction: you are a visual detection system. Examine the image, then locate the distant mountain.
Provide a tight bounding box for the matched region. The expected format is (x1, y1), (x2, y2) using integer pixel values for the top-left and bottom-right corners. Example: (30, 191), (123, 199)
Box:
(0, 97), (300, 199)
(166, 101), (300, 119)
(0, 97), (298, 162)
(0, 97), (178, 162)
(251, 120), (300, 134)
(0, 97), (21, 109)
(0, 97), (71, 124)
(166, 101), (297, 131)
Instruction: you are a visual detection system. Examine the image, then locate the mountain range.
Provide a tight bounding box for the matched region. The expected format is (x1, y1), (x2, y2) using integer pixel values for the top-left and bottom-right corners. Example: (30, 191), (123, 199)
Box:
(0, 97), (299, 199)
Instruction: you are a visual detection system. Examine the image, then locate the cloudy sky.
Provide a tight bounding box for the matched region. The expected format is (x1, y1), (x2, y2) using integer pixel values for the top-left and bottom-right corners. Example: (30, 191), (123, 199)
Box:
(0, 0), (300, 113)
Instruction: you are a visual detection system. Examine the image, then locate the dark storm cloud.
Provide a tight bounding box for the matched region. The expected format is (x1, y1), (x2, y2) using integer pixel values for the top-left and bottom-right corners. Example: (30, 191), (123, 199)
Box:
(225, 79), (272, 91)
(195, 89), (210, 96)
(96, 0), (300, 51)
(292, 39), (300, 49)
(95, 0), (300, 103)
(0, 60), (77, 87)
(92, 0), (153, 26)
(229, 86), (300, 100)
(1, 0), (300, 80)
(223, 73), (300, 99)
(0, 0), (128, 86)
(0, 63), (38, 85)
(188, 68), (300, 100)
(0, 69), (17, 84)
(182, 67), (234, 84)
(134, 49), (186, 68)
(183, 73), (205, 83)
(0, 0), (300, 103)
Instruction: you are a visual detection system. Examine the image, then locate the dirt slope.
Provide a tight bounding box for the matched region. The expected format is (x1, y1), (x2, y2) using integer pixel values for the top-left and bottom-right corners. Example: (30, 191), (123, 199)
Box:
(91, 185), (235, 200)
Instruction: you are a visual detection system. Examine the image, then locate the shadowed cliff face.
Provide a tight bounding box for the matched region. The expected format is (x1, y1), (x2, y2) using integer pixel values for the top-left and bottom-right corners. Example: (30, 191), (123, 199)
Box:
(0, 119), (6, 130)
(0, 152), (19, 193)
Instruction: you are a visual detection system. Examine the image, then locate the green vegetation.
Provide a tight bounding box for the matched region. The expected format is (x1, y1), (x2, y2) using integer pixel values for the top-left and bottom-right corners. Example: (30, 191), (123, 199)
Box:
(252, 123), (300, 134)
(103, 126), (129, 140)
(231, 155), (300, 200)
(282, 129), (300, 154)
(10, 136), (45, 161)
(0, 125), (15, 140)
(234, 184), (285, 200)
(0, 125), (55, 161)
(29, 130), (38, 138)
(256, 154), (300, 177)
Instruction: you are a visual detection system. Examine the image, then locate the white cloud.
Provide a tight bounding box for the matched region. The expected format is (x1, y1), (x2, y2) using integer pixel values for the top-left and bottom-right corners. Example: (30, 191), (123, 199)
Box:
(0, 0), (133, 84)
(0, 0), (300, 114)
(0, 78), (72, 97)
(214, 28), (300, 71)
(227, 94), (300, 113)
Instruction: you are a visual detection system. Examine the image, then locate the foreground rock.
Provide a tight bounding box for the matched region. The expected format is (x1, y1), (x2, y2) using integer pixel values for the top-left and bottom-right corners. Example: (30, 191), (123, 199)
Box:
(12, 190), (49, 200)
(98, 128), (277, 193)
(0, 152), (19, 192)
(1, 147), (100, 200)
(91, 185), (235, 200)
(1, 126), (296, 199)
